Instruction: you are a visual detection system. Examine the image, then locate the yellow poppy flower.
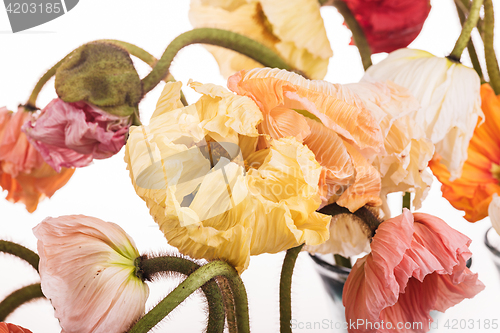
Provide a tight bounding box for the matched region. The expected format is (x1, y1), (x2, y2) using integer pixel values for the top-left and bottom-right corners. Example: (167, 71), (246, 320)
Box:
(125, 81), (330, 273)
(189, 0), (333, 79)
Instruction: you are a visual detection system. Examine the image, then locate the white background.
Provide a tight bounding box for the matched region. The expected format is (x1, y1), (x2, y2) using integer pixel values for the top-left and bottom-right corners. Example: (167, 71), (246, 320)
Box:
(1, 0), (500, 332)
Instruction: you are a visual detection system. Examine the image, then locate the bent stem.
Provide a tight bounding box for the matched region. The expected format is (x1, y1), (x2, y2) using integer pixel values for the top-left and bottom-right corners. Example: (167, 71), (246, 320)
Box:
(141, 28), (294, 94)
(132, 258), (249, 333)
(280, 244), (304, 333)
(99, 40), (188, 106)
(0, 240), (39, 272)
(483, 0), (500, 94)
(0, 283), (44, 321)
(330, 0), (372, 70)
(138, 256), (225, 333)
(449, 0), (484, 61)
(217, 277), (238, 333)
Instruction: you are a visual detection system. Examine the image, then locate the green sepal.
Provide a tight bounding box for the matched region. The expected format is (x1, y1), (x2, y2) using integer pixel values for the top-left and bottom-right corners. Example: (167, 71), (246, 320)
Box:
(55, 42), (142, 117)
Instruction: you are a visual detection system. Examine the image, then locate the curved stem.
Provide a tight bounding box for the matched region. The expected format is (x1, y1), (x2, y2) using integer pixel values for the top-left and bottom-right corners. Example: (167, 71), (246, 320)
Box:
(0, 284), (44, 321)
(454, 0), (484, 80)
(331, 0), (372, 70)
(142, 28), (294, 94)
(318, 203), (381, 238)
(449, 0), (484, 61)
(217, 277), (238, 333)
(25, 54), (71, 111)
(0, 240), (39, 272)
(280, 244), (303, 333)
(100, 40), (188, 106)
(455, 0), (484, 35)
(138, 256), (225, 333)
(483, 0), (500, 94)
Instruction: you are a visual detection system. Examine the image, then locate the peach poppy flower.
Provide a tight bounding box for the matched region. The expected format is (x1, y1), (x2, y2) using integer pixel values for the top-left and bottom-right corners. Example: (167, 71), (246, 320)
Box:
(228, 68), (384, 212)
(343, 210), (484, 333)
(33, 215), (149, 333)
(0, 323), (33, 333)
(125, 81), (330, 273)
(189, 0), (332, 79)
(0, 106), (74, 212)
(430, 84), (500, 222)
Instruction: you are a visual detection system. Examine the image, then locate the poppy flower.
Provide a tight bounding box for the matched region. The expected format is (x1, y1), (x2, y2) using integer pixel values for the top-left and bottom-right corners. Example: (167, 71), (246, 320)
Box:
(430, 84), (500, 222)
(228, 67), (386, 212)
(125, 81), (330, 273)
(365, 48), (483, 181)
(343, 210), (484, 333)
(189, 0), (333, 79)
(0, 106), (74, 212)
(341, 0), (431, 53)
(22, 99), (130, 172)
(33, 215), (149, 333)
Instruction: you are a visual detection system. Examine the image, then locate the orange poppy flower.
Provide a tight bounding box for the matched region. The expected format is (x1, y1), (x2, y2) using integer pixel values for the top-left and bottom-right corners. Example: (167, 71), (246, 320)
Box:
(0, 106), (74, 212)
(430, 84), (500, 222)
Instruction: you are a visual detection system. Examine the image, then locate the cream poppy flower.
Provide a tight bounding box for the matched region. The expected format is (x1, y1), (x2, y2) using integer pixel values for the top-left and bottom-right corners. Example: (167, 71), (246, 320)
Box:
(125, 81), (330, 273)
(33, 215), (149, 333)
(364, 48), (483, 180)
(189, 0), (333, 79)
(344, 80), (435, 211)
(228, 68), (385, 212)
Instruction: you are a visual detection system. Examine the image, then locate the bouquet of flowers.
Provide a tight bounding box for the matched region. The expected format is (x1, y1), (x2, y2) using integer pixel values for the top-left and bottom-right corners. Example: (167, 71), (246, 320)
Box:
(1, 0), (499, 332)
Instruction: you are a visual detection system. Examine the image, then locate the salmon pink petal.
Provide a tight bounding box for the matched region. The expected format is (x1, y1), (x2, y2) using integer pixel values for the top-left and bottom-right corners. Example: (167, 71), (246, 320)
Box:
(343, 210), (484, 333)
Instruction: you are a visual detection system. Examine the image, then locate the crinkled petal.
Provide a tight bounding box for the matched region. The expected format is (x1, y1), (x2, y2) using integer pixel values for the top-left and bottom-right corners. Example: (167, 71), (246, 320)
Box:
(364, 49), (483, 180)
(489, 193), (500, 236)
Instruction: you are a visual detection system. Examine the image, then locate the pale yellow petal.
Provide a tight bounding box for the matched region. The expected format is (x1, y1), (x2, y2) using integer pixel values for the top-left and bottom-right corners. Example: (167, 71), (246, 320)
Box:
(305, 214), (371, 257)
(151, 81), (185, 118)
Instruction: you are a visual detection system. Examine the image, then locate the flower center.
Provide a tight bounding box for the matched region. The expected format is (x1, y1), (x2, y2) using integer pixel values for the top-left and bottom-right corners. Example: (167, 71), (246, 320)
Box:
(491, 162), (500, 182)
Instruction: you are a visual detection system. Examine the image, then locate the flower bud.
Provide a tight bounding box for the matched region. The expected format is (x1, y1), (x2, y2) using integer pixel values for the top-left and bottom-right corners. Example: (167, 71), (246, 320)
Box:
(55, 42), (142, 117)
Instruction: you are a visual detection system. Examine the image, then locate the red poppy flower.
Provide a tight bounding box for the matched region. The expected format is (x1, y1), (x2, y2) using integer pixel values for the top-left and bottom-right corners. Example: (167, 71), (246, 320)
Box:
(341, 0), (431, 53)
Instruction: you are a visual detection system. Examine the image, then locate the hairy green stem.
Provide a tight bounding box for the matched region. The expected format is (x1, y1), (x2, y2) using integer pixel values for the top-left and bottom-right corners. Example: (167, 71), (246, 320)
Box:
(455, 0), (484, 34)
(449, 0), (484, 61)
(317, 203), (381, 238)
(142, 28), (294, 94)
(454, 0), (484, 80)
(0, 284), (44, 321)
(25, 54), (71, 110)
(280, 244), (304, 333)
(137, 256), (225, 333)
(0, 240), (39, 272)
(331, 0), (372, 70)
(483, 0), (500, 94)
(217, 277), (238, 333)
(402, 192), (411, 211)
(100, 40), (188, 106)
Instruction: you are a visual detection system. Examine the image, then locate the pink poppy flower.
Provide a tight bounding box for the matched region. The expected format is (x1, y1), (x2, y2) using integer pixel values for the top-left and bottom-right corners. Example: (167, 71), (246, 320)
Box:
(343, 210), (484, 333)
(0, 106), (74, 212)
(22, 99), (130, 172)
(33, 215), (149, 333)
(341, 0), (431, 53)
(0, 323), (33, 333)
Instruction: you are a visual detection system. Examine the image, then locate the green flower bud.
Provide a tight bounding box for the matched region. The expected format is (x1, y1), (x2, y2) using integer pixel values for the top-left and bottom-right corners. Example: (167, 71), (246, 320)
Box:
(55, 42), (142, 117)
